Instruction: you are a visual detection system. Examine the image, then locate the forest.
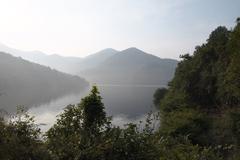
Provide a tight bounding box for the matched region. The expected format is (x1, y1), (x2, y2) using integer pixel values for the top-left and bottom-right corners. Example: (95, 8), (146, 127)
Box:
(0, 18), (240, 160)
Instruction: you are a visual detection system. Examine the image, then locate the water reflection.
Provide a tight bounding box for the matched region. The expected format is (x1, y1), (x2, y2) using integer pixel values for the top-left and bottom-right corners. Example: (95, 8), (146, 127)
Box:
(29, 87), (90, 131)
(29, 85), (163, 131)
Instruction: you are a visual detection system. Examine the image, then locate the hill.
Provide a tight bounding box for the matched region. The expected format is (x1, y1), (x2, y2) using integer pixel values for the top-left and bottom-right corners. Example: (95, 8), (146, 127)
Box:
(0, 52), (88, 112)
(0, 43), (82, 74)
(155, 19), (240, 154)
(78, 48), (118, 70)
(0, 43), (178, 85)
(79, 47), (178, 85)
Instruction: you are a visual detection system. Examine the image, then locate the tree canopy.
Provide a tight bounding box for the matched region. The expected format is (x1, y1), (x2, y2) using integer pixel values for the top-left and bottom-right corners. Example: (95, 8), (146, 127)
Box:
(155, 18), (240, 158)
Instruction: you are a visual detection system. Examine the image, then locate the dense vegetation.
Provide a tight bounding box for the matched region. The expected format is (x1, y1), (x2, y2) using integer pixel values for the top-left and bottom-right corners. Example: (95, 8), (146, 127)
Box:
(0, 19), (240, 159)
(1, 87), (221, 160)
(155, 18), (240, 158)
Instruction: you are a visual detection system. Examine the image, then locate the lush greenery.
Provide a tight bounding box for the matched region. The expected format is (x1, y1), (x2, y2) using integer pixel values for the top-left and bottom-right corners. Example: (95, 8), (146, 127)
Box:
(0, 107), (50, 160)
(0, 19), (240, 159)
(1, 87), (221, 160)
(155, 18), (240, 158)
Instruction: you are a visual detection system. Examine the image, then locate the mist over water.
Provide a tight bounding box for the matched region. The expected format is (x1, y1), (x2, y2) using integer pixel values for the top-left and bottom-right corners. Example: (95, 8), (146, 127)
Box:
(0, 46), (174, 132)
(29, 87), (90, 131)
(29, 85), (162, 131)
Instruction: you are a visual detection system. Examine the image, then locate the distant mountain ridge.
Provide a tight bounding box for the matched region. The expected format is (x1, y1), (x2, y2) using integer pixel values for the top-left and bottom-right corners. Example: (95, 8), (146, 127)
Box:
(0, 52), (88, 112)
(0, 43), (178, 85)
(79, 47), (178, 85)
(0, 43), (82, 74)
(78, 48), (119, 70)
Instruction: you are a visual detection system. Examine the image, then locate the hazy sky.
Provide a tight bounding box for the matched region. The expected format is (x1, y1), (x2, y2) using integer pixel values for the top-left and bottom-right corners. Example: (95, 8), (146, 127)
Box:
(0, 0), (239, 59)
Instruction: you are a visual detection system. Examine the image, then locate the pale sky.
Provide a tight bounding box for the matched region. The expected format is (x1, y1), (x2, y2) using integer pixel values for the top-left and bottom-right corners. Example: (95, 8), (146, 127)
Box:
(0, 0), (239, 59)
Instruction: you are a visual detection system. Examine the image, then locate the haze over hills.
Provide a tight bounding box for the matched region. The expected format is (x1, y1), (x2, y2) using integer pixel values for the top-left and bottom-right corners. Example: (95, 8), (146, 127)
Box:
(78, 48), (119, 70)
(0, 43), (178, 85)
(79, 47), (178, 85)
(0, 43), (82, 74)
(0, 52), (88, 112)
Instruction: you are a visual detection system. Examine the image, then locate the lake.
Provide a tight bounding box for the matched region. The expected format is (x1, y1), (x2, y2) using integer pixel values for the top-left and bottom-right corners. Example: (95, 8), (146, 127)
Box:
(29, 85), (163, 131)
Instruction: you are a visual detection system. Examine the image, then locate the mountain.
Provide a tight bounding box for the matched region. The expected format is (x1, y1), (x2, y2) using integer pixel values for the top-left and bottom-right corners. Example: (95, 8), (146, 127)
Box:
(84, 48), (118, 62)
(79, 47), (178, 85)
(0, 43), (82, 74)
(0, 43), (118, 75)
(0, 43), (178, 85)
(78, 48), (118, 70)
(0, 52), (88, 112)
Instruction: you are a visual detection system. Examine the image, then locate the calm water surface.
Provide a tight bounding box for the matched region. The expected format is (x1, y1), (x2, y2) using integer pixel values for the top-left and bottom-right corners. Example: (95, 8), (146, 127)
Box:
(29, 85), (163, 131)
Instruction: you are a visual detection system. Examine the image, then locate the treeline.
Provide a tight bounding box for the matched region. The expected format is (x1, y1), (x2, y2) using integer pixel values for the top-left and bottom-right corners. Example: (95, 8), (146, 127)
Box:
(0, 86), (222, 160)
(155, 18), (240, 158)
(0, 18), (240, 159)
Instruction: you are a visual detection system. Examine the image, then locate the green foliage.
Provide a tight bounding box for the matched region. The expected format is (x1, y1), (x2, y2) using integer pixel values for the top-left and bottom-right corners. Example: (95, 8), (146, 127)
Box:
(160, 108), (210, 145)
(159, 89), (190, 112)
(81, 86), (108, 135)
(1, 84), (235, 160)
(45, 85), (228, 160)
(157, 136), (223, 160)
(0, 107), (50, 160)
(162, 25), (235, 107)
(46, 86), (111, 160)
(218, 22), (240, 105)
(46, 105), (83, 160)
(153, 88), (168, 106)
(157, 18), (240, 159)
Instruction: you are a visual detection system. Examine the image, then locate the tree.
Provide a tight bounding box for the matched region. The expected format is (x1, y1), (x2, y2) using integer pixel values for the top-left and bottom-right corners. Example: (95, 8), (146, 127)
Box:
(153, 88), (168, 106)
(157, 19), (240, 159)
(0, 107), (50, 160)
(46, 86), (110, 160)
(236, 17), (240, 24)
(81, 86), (108, 136)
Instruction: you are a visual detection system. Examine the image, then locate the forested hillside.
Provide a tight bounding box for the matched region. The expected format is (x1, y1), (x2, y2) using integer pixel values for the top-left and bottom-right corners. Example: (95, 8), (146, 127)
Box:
(155, 18), (240, 157)
(0, 52), (88, 112)
(0, 19), (239, 160)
